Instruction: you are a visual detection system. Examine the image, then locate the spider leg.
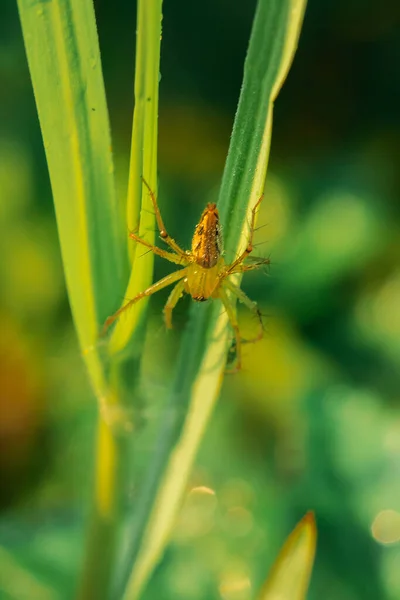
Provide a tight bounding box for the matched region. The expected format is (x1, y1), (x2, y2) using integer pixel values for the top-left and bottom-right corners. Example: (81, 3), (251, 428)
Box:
(229, 258), (271, 275)
(230, 256), (270, 274)
(141, 177), (187, 257)
(225, 193), (264, 274)
(102, 268), (188, 335)
(129, 231), (189, 265)
(218, 285), (242, 373)
(224, 279), (264, 343)
(163, 278), (186, 329)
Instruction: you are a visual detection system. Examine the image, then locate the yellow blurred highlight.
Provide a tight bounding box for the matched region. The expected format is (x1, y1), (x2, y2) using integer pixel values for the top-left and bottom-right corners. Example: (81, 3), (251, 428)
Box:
(189, 485), (216, 496)
(371, 510), (400, 545)
(219, 568), (252, 600)
(238, 315), (328, 413)
(2, 222), (64, 316)
(0, 142), (64, 318)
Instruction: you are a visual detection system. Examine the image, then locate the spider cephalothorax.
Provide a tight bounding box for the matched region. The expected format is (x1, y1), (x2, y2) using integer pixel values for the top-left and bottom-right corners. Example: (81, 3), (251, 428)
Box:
(103, 178), (270, 371)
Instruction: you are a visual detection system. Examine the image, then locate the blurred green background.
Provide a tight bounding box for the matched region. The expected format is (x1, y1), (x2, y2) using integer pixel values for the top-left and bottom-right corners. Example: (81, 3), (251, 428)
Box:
(1, 1), (400, 599)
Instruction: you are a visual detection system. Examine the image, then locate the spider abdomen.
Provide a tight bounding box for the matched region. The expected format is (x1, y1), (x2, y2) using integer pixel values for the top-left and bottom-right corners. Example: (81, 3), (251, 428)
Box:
(185, 261), (223, 301)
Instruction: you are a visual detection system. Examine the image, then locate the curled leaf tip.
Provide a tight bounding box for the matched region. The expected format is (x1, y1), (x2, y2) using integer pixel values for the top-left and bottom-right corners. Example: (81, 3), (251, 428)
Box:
(301, 510), (316, 526)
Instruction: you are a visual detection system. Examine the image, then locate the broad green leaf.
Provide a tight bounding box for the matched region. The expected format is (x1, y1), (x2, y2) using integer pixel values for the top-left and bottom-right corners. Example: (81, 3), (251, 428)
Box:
(17, 0), (126, 389)
(258, 512), (317, 600)
(16, 1), (128, 598)
(121, 1), (308, 599)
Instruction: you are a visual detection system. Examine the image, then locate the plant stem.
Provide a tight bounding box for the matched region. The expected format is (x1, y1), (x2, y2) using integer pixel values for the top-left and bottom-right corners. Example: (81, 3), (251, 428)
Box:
(77, 418), (127, 600)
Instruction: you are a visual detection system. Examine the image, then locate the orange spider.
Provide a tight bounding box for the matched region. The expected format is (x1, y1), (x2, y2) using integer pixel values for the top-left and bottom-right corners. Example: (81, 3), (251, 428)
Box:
(103, 178), (270, 371)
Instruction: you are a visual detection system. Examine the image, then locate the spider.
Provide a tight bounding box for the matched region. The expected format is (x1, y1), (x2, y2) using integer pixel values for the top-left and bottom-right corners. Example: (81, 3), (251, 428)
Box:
(103, 178), (270, 372)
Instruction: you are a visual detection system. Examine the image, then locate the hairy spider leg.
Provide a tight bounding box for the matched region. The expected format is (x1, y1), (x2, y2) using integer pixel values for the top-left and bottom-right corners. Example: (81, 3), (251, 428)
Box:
(129, 231), (189, 266)
(230, 256), (271, 273)
(102, 268), (187, 335)
(223, 278), (264, 343)
(164, 278), (187, 329)
(218, 285), (242, 373)
(141, 177), (187, 258)
(225, 194), (264, 275)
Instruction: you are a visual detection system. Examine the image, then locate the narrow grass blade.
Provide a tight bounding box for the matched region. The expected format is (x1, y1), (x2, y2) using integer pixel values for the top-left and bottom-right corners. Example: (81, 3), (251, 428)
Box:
(121, 1), (307, 599)
(258, 512), (317, 600)
(16, 1), (128, 598)
(109, 0), (163, 357)
(84, 2), (163, 596)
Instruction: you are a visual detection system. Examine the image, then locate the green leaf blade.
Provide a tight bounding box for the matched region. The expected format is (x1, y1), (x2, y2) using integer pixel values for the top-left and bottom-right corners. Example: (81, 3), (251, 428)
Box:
(258, 512), (317, 600)
(109, 0), (163, 357)
(17, 0), (126, 370)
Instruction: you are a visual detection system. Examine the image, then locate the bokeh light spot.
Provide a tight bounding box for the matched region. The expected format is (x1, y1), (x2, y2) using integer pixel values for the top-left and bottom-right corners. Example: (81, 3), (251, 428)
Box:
(371, 510), (400, 545)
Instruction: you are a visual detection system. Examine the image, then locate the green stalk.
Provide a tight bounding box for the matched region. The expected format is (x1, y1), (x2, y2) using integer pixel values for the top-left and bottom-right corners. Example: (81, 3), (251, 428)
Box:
(80, 1), (164, 597)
